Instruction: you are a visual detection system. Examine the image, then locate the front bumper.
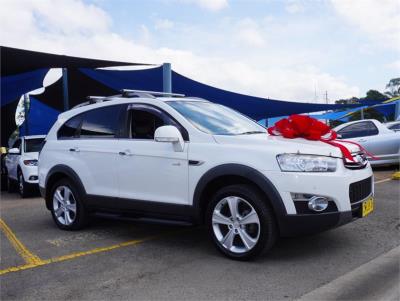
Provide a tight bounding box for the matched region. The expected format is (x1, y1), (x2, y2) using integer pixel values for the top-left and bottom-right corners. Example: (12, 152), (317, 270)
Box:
(23, 165), (39, 184)
(279, 211), (354, 237)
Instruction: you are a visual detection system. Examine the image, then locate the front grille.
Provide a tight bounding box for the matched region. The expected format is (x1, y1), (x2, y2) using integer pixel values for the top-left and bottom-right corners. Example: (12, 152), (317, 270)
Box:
(349, 177), (372, 204)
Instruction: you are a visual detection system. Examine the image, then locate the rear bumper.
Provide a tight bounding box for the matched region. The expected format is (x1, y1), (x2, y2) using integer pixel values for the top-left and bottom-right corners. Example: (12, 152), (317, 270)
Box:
(279, 210), (355, 237)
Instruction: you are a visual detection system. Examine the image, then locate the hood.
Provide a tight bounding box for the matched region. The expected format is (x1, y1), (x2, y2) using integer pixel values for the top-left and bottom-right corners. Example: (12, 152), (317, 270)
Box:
(213, 134), (360, 158)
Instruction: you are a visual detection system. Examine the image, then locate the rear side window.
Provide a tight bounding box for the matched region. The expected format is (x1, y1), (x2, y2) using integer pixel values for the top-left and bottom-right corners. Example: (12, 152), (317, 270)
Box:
(338, 121), (378, 139)
(25, 138), (45, 152)
(79, 105), (123, 138)
(58, 115), (82, 139)
(58, 105), (124, 139)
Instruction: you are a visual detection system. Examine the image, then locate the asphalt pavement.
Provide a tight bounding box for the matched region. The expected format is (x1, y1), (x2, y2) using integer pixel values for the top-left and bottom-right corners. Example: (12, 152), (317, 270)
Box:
(0, 169), (399, 300)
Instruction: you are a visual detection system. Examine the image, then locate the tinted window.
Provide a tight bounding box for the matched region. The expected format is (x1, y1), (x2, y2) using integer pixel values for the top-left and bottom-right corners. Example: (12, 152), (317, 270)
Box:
(80, 105), (123, 138)
(338, 121), (379, 139)
(127, 105), (188, 140)
(25, 138), (45, 153)
(58, 115), (82, 139)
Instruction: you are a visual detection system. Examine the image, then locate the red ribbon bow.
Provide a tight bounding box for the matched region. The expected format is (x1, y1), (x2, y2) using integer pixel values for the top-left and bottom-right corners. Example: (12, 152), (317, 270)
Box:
(267, 115), (375, 162)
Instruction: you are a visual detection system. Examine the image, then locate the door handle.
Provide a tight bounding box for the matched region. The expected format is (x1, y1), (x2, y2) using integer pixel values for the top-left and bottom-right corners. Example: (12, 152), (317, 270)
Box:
(69, 147), (80, 152)
(358, 139), (367, 143)
(119, 150), (133, 156)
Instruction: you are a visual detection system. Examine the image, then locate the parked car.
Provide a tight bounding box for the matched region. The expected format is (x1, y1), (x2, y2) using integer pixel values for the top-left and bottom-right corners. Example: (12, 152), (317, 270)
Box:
(1, 147), (8, 191)
(386, 121), (400, 132)
(333, 119), (400, 166)
(5, 135), (46, 197)
(39, 90), (374, 260)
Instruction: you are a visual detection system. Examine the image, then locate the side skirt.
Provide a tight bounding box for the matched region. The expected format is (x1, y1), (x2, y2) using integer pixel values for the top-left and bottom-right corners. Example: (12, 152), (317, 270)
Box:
(85, 194), (196, 223)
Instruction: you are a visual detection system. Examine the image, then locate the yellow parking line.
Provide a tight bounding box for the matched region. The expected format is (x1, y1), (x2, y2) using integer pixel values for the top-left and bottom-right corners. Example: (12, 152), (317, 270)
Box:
(374, 178), (392, 184)
(0, 219), (44, 265)
(0, 236), (153, 276)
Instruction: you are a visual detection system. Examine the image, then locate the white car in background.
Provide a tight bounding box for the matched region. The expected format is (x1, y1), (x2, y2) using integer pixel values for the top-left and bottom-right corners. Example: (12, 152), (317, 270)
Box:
(333, 119), (400, 166)
(5, 135), (46, 197)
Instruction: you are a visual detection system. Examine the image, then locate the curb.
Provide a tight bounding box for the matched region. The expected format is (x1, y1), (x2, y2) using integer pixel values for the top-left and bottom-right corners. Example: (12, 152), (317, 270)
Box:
(298, 246), (400, 301)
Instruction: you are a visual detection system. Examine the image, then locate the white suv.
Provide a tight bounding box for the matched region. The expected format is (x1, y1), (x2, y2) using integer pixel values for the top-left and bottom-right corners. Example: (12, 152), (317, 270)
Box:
(39, 91), (374, 260)
(6, 135), (46, 197)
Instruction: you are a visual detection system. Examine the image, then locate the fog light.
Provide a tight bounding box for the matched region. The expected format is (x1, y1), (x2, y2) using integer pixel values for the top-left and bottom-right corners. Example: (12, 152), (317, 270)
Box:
(29, 176), (38, 181)
(308, 196), (329, 212)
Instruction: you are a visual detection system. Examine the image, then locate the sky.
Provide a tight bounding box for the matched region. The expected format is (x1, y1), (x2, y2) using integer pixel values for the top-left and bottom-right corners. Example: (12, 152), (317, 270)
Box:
(1, 0), (399, 103)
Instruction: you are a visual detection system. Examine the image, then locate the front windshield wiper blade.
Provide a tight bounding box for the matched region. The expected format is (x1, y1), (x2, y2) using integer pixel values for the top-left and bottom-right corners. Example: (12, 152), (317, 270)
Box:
(238, 131), (265, 135)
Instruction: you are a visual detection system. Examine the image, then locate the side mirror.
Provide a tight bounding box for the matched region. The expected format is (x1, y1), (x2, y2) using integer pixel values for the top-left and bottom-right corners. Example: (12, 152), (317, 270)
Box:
(154, 126), (185, 152)
(8, 148), (20, 155)
(336, 133), (342, 139)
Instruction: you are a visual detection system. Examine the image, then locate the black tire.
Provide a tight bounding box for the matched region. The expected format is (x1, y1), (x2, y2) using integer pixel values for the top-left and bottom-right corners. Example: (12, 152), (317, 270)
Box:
(1, 174), (8, 191)
(49, 178), (89, 230)
(206, 184), (277, 261)
(18, 171), (31, 198)
(7, 176), (18, 193)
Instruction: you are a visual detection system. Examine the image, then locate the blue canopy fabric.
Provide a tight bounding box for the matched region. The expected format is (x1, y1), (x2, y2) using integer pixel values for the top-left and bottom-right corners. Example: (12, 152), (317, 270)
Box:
(81, 68), (365, 120)
(171, 71), (364, 120)
(80, 67), (163, 92)
(1, 68), (49, 107)
(19, 97), (60, 136)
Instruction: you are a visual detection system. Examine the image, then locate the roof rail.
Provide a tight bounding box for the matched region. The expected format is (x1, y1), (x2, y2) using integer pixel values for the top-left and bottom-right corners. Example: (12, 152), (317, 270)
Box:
(72, 96), (111, 109)
(121, 89), (185, 98)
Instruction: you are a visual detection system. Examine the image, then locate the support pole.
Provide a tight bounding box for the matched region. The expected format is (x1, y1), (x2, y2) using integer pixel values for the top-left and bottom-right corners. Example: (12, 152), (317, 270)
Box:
(23, 93), (29, 136)
(162, 63), (172, 93)
(360, 107), (364, 120)
(395, 101), (400, 120)
(62, 68), (69, 111)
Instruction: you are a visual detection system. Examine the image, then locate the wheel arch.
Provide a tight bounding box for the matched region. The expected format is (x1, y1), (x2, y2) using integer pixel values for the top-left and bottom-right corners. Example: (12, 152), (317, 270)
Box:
(193, 164), (287, 226)
(44, 165), (87, 210)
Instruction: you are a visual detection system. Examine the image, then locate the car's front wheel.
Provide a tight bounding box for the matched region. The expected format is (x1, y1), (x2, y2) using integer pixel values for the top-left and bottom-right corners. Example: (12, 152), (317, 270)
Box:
(18, 172), (31, 198)
(50, 179), (89, 230)
(207, 184), (277, 260)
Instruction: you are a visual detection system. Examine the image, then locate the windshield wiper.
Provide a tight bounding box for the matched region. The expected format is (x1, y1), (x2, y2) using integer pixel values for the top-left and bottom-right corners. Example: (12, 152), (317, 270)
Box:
(238, 131), (265, 135)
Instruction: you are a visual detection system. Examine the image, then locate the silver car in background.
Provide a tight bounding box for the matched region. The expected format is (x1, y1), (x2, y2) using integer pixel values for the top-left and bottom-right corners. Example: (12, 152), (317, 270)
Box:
(333, 119), (400, 166)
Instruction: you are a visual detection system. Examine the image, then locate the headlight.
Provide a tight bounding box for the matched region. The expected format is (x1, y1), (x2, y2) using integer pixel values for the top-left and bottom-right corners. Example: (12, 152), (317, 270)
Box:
(277, 154), (337, 172)
(23, 159), (38, 166)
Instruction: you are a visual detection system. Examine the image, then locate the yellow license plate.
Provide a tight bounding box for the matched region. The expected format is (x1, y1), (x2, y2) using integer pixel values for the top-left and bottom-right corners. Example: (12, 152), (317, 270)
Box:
(362, 197), (374, 217)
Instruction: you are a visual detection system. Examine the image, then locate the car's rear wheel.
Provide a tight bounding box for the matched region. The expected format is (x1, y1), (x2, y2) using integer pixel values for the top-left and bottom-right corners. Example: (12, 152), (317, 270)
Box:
(206, 184), (277, 260)
(50, 179), (89, 230)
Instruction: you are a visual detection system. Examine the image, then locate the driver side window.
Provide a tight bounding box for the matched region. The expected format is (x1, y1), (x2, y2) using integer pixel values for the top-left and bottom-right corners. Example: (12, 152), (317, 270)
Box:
(130, 109), (165, 140)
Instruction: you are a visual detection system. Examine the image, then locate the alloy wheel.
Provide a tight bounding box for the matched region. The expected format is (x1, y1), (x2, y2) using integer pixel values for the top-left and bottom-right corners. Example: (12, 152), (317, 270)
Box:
(212, 196), (260, 254)
(18, 174), (24, 195)
(53, 186), (77, 226)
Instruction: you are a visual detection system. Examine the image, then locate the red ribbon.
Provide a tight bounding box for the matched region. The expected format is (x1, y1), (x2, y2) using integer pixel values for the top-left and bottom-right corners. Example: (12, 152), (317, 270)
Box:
(267, 115), (376, 162)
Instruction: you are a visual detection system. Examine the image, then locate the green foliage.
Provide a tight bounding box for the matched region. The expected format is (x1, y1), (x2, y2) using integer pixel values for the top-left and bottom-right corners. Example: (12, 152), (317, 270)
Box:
(363, 90), (388, 102)
(385, 77), (400, 97)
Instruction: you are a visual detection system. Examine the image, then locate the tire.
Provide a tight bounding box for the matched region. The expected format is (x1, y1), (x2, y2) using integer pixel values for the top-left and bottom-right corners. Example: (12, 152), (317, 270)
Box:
(49, 178), (89, 230)
(206, 184), (277, 261)
(18, 171), (31, 198)
(7, 176), (17, 193)
(1, 174), (8, 191)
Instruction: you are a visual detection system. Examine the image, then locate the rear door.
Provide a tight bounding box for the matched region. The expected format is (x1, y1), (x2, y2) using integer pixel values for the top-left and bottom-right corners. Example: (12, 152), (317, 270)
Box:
(57, 105), (125, 198)
(115, 104), (189, 205)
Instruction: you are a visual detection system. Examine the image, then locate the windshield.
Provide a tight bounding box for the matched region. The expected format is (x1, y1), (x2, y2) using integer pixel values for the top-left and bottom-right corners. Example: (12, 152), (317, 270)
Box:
(25, 138), (45, 153)
(167, 101), (265, 135)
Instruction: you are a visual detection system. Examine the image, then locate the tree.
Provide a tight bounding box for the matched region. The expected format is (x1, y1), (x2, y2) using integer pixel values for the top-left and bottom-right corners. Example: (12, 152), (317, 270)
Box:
(385, 78), (400, 97)
(362, 90), (388, 102)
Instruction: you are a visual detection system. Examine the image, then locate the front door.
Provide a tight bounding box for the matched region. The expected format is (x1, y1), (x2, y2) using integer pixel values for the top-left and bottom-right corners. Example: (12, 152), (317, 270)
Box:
(116, 104), (189, 205)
